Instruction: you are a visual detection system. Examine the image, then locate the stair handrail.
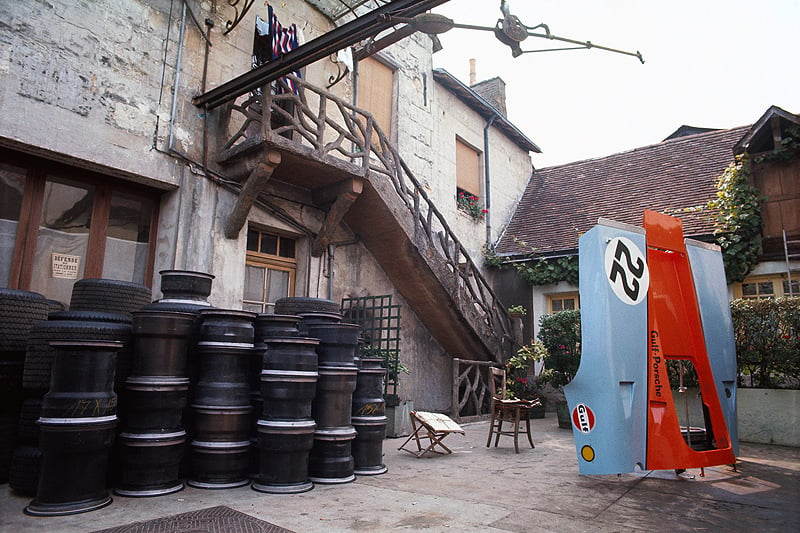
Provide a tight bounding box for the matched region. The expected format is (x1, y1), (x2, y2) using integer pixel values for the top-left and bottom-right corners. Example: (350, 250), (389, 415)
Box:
(221, 76), (515, 359)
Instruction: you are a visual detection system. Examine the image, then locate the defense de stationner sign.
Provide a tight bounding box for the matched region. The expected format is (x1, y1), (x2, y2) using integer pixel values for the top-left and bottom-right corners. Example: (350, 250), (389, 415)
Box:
(51, 253), (80, 279)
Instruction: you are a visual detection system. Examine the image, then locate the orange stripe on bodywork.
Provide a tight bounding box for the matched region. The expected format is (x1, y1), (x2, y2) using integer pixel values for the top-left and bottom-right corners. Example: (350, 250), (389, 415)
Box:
(643, 210), (734, 470)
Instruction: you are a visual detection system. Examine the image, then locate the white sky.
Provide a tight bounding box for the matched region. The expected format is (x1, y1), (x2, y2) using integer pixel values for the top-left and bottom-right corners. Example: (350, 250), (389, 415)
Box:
(430, 0), (800, 168)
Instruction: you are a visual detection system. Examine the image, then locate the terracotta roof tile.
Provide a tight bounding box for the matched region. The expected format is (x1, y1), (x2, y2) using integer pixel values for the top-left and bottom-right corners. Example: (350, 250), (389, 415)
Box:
(496, 126), (751, 256)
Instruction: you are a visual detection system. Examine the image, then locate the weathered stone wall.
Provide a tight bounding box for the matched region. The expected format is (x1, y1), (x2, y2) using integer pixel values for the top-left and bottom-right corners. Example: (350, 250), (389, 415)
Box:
(1, 0), (535, 410)
(334, 242), (452, 412)
(0, 0), (187, 188)
(431, 78), (533, 263)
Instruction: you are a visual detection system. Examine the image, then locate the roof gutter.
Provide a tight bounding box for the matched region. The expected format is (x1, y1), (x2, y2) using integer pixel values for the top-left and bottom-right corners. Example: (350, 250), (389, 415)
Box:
(484, 115), (497, 247)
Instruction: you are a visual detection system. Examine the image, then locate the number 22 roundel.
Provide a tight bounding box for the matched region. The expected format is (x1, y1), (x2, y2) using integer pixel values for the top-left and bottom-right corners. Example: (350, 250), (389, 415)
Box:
(604, 237), (649, 306)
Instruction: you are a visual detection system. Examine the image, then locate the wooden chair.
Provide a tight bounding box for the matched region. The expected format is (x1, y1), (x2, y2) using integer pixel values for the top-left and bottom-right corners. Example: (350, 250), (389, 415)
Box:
(486, 366), (537, 453)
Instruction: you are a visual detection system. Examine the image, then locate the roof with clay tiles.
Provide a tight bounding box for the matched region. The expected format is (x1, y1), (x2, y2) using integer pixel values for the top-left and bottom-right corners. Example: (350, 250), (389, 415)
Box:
(496, 125), (751, 257)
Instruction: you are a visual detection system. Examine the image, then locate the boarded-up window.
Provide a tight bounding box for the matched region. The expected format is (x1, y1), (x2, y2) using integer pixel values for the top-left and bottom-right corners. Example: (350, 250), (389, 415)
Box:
(755, 160), (800, 240)
(456, 138), (481, 197)
(357, 56), (394, 137)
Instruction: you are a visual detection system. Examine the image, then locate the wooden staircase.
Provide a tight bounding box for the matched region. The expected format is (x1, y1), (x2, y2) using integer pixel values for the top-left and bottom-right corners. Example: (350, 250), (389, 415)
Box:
(212, 76), (514, 362)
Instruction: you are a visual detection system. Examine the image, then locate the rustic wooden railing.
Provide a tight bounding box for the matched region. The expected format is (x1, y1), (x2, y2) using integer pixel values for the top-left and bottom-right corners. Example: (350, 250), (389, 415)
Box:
(451, 358), (495, 422)
(220, 76), (515, 360)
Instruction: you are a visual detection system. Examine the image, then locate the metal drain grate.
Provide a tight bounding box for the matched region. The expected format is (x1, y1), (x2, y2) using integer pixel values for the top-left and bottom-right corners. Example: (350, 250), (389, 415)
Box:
(90, 505), (294, 533)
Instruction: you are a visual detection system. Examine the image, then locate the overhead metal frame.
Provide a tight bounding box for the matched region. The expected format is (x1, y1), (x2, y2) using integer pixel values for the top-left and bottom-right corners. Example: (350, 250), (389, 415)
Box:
(194, 0), (449, 109)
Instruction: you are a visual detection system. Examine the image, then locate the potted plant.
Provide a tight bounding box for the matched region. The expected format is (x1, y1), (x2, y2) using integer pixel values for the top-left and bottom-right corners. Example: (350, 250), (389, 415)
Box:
(537, 310), (581, 428)
(505, 341), (547, 417)
(507, 305), (527, 319)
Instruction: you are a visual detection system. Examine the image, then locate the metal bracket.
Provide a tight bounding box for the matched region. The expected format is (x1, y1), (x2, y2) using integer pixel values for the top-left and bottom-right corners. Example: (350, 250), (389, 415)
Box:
(223, 0), (257, 36)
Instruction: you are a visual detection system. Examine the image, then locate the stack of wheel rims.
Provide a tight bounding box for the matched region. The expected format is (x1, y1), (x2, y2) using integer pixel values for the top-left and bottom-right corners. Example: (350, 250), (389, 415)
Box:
(188, 309), (256, 489)
(275, 298), (361, 486)
(252, 314), (319, 494)
(351, 356), (388, 475)
(9, 279), (148, 498)
(114, 307), (196, 497)
(25, 340), (123, 516)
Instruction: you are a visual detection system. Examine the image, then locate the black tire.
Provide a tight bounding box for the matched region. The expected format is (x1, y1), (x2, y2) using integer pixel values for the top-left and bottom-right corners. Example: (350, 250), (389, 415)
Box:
(17, 396), (43, 444)
(45, 299), (66, 315)
(140, 300), (210, 314)
(274, 297), (341, 315)
(0, 359), (24, 415)
(22, 315), (133, 392)
(69, 278), (152, 316)
(48, 310), (132, 324)
(0, 415), (18, 483)
(0, 289), (49, 352)
(8, 445), (41, 496)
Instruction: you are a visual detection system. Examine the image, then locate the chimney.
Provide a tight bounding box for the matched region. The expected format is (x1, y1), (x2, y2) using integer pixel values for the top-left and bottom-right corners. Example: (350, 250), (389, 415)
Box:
(471, 76), (507, 117)
(469, 58), (477, 86)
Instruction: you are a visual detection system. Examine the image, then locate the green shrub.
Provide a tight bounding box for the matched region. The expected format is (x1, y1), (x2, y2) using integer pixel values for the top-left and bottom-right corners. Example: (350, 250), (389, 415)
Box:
(537, 310), (581, 388)
(534, 299), (800, 390)
(731, 298), (800, 388)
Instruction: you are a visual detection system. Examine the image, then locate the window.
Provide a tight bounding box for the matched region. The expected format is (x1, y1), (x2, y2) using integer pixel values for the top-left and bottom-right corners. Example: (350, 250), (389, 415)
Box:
(0, 162), (27, 286)
(1, 149), (158, 305)
(243, 228), (297, 313)
(548, 293), (580, 314)
(357, 56), (394, 137)
(736, 274), (799, 299)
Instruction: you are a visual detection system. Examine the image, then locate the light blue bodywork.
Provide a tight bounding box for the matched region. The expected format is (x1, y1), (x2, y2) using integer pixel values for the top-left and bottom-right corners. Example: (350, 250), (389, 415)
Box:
(563, 219), (649, 474)
(685, 239), (739, 456)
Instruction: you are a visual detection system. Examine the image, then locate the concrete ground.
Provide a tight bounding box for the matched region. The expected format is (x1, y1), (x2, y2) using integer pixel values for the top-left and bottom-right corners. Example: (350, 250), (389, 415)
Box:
(1, 414), (798, 532)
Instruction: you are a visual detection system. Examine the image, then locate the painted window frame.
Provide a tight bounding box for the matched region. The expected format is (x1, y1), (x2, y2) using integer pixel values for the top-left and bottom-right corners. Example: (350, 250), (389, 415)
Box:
(2, 148), (159, 292)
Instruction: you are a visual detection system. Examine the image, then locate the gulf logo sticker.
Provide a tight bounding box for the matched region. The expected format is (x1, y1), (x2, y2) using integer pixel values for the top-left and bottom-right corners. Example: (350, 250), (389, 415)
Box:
(572, 403), (596, 434)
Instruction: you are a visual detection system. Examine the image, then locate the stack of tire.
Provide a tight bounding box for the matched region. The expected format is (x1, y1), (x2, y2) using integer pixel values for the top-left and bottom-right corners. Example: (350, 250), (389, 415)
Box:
(188, 309), (256, 489)
(0, 289), (49, 485)
(9, 279), (149, 496)
(275, 298), (361, 486)
(252, 314), (319, 494)
(115, 270), (214, 497)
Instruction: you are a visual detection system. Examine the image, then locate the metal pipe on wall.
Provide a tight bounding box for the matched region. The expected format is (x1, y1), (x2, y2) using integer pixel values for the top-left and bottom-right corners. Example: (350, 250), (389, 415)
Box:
(483, 115), (497, 246)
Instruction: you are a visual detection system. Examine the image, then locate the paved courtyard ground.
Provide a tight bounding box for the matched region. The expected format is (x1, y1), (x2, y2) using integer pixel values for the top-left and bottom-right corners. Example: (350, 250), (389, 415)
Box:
(1, 414), (798, 532)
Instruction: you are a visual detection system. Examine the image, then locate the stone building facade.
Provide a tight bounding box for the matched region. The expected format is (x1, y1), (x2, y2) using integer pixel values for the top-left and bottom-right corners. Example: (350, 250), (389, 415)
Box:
(0, 0), (538, 412)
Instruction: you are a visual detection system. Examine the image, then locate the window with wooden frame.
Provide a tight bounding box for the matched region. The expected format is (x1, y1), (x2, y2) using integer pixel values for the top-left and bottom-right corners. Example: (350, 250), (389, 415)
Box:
(548, 292), (580, 314)
(455, 137), (482, 212)
(243, 228), (297, 313)
(735, 274), (799, 300)
(1, 149), (159, 305)
(357, 56), (394, 138)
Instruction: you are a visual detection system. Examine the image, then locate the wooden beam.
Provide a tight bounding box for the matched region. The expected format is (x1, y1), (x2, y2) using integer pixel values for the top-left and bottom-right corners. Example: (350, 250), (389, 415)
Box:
(311, 178), (364, 257)
(770, 116), (783, 151)
(225, 150), (281, 239)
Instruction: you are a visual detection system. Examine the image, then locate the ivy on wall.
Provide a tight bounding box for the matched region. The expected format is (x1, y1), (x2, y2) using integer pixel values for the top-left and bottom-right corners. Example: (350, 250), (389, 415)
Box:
(708, 154), (763, 284)
(514, 255), (578, 286)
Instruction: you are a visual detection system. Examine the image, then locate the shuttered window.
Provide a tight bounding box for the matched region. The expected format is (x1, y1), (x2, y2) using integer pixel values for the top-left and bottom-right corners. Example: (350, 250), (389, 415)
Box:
(357, 56), (394, 137)
(456, 138), (481, 197)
